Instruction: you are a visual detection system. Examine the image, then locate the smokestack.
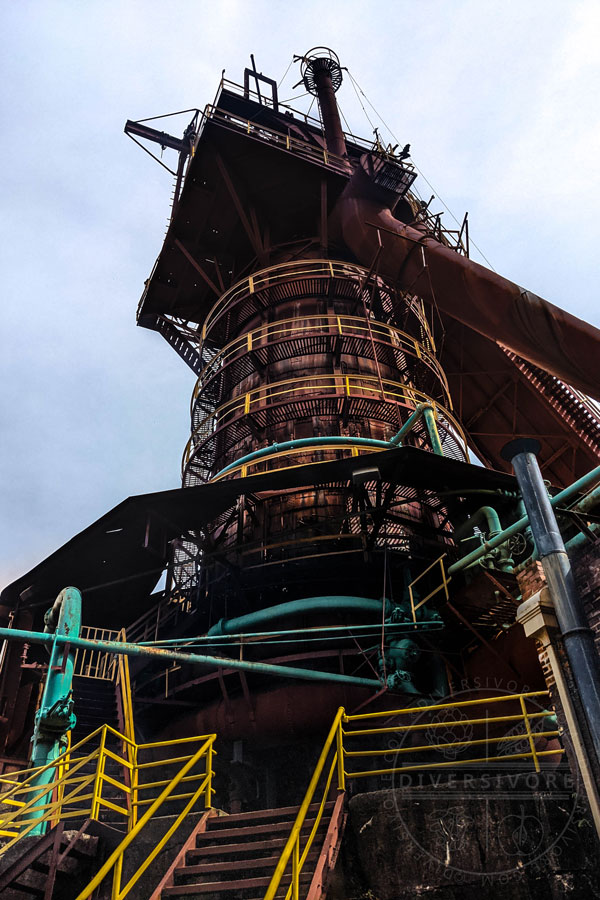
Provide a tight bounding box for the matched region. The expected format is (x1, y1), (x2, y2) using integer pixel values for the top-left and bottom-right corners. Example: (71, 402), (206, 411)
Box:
(300, 47), (348, 160)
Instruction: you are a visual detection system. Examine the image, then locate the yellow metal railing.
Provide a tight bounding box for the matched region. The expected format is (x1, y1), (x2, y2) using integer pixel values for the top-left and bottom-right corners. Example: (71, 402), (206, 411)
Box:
(73, 626), (122, 679)
(0, 725), (136, 847)
(264, 692), (562, 900)
(408, 554), (451, 622)
(202, 104), (351, 176)
(75, 734), (215, 900)
(184, 374), (468, 475)
(0, 725), (215, 869)
(196, 313), (450, 402)
(341, 692), (562, 778)
(199, 258), (434, 347)
(264, 708), (345, 900)
(209, 441), (381, 482)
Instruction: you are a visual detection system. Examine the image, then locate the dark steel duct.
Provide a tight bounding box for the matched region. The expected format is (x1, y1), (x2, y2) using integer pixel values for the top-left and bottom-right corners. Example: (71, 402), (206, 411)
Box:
(303, 52), (599, 401)
(331, 158), (600, 400)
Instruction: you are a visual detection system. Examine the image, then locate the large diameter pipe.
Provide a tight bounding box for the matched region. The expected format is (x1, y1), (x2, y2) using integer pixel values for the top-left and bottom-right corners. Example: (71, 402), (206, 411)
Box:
(214, 436), (393, 480)
(333, 161), (600, 399)
(208, 596), (383, 637)
(0, 627), (381, 689)
(502, 438), (600, 765)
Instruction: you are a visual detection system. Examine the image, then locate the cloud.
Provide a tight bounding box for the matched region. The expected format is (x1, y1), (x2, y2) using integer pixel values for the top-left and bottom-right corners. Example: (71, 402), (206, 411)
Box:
(1, 0), (598, 586)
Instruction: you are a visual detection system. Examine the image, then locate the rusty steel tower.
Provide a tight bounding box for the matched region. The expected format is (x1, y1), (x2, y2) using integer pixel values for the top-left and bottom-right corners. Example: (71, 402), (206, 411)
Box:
(115, 48), (600, 735)
(2, 52), (600, 898)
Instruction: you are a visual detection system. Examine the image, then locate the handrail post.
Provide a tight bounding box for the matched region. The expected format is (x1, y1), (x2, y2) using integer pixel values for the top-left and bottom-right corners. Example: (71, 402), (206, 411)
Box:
(519, 695), (540, 773)
(205, 738), (214, 809)
(112, 856), (123, 900)
(292, 839), (300, 900)
(131, 742), (139, 828)
(90, 727), (107, 820)
(336, 709), (345, 791)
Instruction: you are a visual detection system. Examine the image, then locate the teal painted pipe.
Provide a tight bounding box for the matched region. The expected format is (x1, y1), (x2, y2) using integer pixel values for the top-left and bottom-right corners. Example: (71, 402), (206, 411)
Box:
(454, 506), (503, 541)
(389, 403), (432, 446)
(448, 464), (600, 575)
(422, 406), (444, 457)
(213, 401), (444, 481)
(0, 626), (381, 689)
(514, 484), (600, 571)
(214, 436), (393, 479)
(570, 484), (600, 516)
(139, 619), (445, 646)
(207, 596), (383, 637)
(30, 587), (81, 835)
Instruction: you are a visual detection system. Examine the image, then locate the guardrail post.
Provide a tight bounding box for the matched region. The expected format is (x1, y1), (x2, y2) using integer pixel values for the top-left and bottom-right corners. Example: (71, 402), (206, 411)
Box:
(90, 727), (107, 821)
(336, 709), (345, 791)
(112, 856), (123, 900)
(205, 738), (214, 809)
(519, 695), (540, 773)
(131, 742), (139, 829)
(292, 838), (300, 900)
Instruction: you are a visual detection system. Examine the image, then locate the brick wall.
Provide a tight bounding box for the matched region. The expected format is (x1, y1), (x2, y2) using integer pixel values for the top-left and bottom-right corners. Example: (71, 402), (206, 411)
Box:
(572, 542), (600, 651)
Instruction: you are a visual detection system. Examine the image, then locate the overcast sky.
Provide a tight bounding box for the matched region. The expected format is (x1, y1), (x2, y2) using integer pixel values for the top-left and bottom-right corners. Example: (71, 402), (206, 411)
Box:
(1, 0), (599, 590)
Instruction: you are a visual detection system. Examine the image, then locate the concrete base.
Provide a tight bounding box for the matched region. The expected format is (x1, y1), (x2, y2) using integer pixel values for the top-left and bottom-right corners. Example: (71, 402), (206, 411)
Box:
(333, 775), (600, 899)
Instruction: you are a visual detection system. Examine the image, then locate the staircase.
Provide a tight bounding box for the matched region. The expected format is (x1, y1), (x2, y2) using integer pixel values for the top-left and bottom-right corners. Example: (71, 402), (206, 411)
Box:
(71, 675), (121, 743)
(155, 801), (343, 900)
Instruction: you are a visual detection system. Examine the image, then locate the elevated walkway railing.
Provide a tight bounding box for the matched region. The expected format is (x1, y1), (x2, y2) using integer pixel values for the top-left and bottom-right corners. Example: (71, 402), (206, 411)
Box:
(264, 691), (561, 900)
(73, 625), (135, 748)
(201, 103), (351, 176)
(199, 258), (432, 346)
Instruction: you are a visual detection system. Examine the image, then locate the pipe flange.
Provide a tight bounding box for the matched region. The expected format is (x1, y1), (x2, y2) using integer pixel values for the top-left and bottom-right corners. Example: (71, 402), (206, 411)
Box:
(300, 47), (343, 94)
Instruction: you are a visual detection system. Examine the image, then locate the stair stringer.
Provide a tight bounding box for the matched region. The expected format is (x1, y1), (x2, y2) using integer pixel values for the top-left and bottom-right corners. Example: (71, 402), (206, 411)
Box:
(306, 792), (347, 900)
(149, 810), (215, 900)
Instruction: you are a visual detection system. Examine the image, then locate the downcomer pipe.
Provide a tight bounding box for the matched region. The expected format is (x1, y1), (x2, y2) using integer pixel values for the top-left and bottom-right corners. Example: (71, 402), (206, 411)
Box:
(502, 438), (600, 765)
(331, 158), (600, 400)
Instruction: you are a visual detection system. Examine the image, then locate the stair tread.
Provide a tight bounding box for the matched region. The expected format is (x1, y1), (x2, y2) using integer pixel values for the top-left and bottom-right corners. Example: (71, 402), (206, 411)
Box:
(210, 802), (334, 825)
(177, 856), (282, 875)
(188, 838), (288, 858)
(180, 851), (319, 877)
(164, 875), (284, 894)
(200, 819), (319, 841)
(6, 883), (45, 897)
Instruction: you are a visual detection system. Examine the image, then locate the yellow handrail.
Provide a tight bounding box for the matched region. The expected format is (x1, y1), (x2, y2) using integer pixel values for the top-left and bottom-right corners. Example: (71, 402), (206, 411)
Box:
(264, 708), (345, 900)
(210, 442), (382, 483)
(0, 724), (215, 865)
(203, 106), (351, 176)
(408, 554), (451, 621)
(264, 692), (562, 899)
(199, 258), (432, 344)
(184, 374), (468, 475)
(195, 313), (449, 402)
(75, 734), (216, 900)
(116, 630), (137, 824)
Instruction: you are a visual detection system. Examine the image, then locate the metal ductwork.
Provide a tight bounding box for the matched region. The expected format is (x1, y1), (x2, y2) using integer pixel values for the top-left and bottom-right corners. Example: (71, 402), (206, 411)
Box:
(330, 156), (600, 400)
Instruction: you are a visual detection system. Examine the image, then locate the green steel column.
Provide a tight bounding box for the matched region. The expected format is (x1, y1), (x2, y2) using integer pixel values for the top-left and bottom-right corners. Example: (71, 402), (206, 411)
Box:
(29, 587), (81, 834)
